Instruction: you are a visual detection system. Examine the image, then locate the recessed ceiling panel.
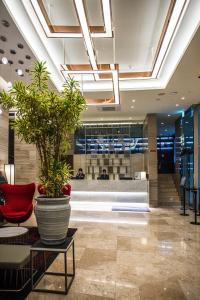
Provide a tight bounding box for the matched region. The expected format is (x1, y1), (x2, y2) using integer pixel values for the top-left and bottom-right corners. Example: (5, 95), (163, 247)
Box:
(94, 38), (114, 64)
(83, 91), (114, 105)
(84, 0), (104, 26)
(113, 0), (171, 71)
(63, 38), (90, 64)
(42, 0), (79, 26)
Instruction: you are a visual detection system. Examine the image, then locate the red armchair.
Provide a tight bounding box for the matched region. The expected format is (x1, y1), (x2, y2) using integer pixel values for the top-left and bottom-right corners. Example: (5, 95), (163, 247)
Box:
(0, 183), (35, 225)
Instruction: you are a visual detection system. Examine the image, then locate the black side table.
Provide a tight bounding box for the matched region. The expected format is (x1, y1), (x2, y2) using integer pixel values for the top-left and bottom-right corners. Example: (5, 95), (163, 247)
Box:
(30, 228), (77, 295)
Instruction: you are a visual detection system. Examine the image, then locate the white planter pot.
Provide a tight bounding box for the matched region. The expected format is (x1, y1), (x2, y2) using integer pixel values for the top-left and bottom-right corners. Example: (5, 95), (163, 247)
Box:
(35, 196), (71, 245)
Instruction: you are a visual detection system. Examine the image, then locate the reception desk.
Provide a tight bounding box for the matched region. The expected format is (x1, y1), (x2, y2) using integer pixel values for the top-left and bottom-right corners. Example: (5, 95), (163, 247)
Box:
(70, 179), (149, 211)
(70, 179), (148, 193)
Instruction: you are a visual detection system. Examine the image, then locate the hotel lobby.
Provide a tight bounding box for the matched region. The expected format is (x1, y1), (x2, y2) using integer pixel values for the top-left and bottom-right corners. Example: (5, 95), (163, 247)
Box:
(0, 0), (200, 299)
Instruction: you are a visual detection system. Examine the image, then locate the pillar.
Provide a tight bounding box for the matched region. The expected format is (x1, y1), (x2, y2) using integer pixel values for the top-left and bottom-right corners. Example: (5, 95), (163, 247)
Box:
(0, 110), (8, 171)
(144, 114), (158, 207)
(14, 135), (38, 184)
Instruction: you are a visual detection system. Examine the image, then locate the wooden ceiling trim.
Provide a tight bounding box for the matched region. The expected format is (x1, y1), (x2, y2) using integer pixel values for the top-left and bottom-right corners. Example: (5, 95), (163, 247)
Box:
(152, 0), (176, 74)
(37, 0), (106, 34)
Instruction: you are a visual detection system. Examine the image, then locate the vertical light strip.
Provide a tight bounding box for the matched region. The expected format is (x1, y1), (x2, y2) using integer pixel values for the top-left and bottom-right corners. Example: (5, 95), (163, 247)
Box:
(152, 0), (189, 78)
(112, 70), (120, 104)
(74, 0), (99, 80)
(102, 0), (112, 37)
(110, 63), (115, 70)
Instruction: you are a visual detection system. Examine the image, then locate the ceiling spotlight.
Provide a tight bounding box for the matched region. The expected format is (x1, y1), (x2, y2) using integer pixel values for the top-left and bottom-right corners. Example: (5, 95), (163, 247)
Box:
(2, 57), (8, 64)
(161, 122), (164, 125)
(181, 97), (185, 100)
(176, 104), (179, 107)
(7, 81), (12, 88)
(131, 106), (134, 109)
(132, 99), (136, 103)
(0, 108), (2, 115)
(17, 69), (23, 76)
(1, 20), (10, 27)
(168, 114), (171, 117)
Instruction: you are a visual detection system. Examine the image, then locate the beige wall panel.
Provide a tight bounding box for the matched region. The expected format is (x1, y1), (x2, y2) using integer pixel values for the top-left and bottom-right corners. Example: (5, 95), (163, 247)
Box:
(0, 111), (8, 171)
(144, 114), (158, 207)
(73, 154), (86, 176)
(15, 135), (38, 184)
(130, 153), (144, 176)
(194, 105), (199, 188)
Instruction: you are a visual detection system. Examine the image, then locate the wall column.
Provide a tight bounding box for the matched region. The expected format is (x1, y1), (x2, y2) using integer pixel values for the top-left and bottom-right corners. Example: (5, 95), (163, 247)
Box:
(14, 135), (38, 184)
(193, 105), (199, 189)
(144, 114), (158, 207)
(0, 110), (8, 171)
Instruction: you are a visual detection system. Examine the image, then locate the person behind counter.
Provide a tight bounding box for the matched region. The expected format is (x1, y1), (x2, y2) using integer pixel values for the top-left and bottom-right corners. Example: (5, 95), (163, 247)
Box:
(99, 169), (109, 180)
(0, 170), (7, 184)
(75, 168), (85, 179)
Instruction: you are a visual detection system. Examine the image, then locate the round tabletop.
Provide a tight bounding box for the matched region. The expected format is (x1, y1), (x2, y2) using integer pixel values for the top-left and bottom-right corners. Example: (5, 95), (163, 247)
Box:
(0, 226), (28, 238)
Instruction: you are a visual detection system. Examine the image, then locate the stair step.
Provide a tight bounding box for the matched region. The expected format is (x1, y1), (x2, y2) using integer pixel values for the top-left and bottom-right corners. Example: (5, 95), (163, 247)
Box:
(159, 197), (180, 202)
(159, 193), (179, 197)
(159, 202), (180, 207)
(158, 180), (175, 182)
(158, 174), (179, 206)
(158, 187), (178, 195)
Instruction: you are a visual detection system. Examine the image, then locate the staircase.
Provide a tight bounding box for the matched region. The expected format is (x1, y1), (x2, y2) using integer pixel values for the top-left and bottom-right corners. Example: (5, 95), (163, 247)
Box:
(158, 174), (180, 207)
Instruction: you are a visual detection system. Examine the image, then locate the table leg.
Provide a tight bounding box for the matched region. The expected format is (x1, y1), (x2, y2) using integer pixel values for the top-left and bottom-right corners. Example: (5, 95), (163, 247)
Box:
(31, 250), (33, 290)
(64, 252), (68, 294)
(72, 240), (75, 276)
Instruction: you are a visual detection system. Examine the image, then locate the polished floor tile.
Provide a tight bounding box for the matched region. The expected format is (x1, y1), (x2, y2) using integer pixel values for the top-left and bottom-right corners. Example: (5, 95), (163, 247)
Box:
(26, 207), (200, 300)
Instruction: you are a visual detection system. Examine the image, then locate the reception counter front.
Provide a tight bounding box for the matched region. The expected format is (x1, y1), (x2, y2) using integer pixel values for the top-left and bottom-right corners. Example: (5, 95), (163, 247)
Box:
(70, 179), (148, 193)
(70, 179), (149, 211)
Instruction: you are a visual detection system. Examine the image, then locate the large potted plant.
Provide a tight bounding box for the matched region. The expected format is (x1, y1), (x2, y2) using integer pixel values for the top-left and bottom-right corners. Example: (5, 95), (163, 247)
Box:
(0, 61), (86, 244)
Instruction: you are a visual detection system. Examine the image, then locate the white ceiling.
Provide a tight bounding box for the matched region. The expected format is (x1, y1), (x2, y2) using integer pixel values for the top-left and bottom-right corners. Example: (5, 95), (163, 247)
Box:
(42, 0), (170, 71)
(0, 1), (35, 84)
(82, 24), (200, 122)
(0, 0), (200, 133)
(3, 0), (200, 92)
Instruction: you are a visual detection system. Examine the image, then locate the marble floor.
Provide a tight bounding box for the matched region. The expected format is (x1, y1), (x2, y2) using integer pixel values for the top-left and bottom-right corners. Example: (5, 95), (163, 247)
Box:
(25, 207), (200, 300)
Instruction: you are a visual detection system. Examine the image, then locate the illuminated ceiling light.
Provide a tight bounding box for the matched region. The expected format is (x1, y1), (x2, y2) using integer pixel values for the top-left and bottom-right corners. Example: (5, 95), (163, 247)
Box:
(181, 96), (185, 100)
(132, 99), (136, 103)
(131, 106), (134, 109)
(74, 0), (98, 80)
(168, 114), (171, 117)
(30, 0), (112, 38)
(152, 0), (190, 78)
(7, 81), (12, 88)
(161, 122), (164, 125)
(110, 64), (115, 70)
(112, 70), (120, 104)
(2, 57), (8, 64)
(176, 103), (179, 107)
(102, 0), (112, 37)
(17, 69), (23, 76)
